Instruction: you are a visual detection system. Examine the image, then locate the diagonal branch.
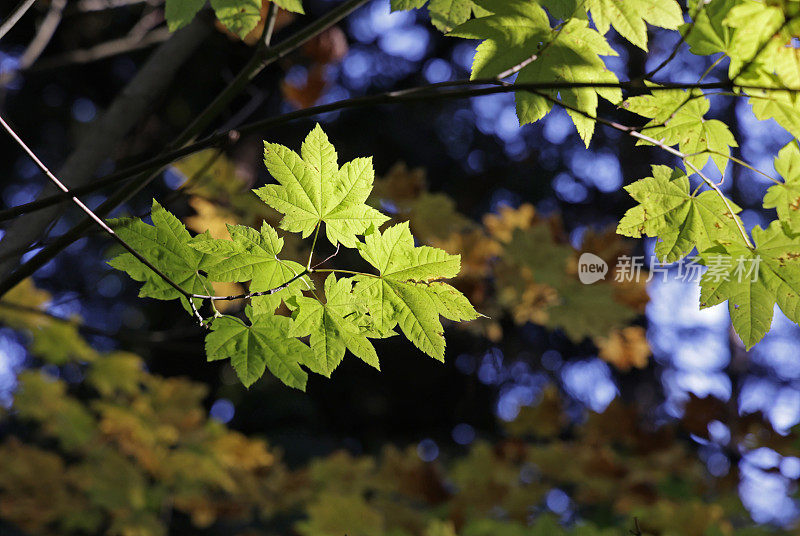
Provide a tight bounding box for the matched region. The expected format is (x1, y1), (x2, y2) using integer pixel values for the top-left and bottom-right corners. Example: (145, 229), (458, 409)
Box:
(526, 89), (754, 249)
(0, 114), (206, 324)
(1, 76), (785, 294)
(5, 78), (793, 223)
(0, 16), (211, 282)
(0, 0), (38, 41)
(0, 0), (370, 297)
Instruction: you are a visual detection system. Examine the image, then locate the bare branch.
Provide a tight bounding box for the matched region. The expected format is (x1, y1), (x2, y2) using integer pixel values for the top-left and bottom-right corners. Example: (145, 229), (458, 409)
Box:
(0, 114), (203, 321)
(29, 27), (171, 72)
(192, 269), (310, 301)
(0, 17), (211, 283)
(1, 78), (794, 223)
(0, 0), (37, 41)
(0, 0), (66, 86)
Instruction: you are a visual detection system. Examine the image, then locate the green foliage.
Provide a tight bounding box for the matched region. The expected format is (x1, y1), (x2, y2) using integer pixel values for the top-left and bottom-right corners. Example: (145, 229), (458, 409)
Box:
(699, 221), (800, 349)
(108, 200), (216, 314)
(106, 0), (800, 372)
(189, 222), (309, 313)
(288, 274), (382, 376)
(617, 166), (744, 263)
(580, 0), (683, 51)
(108, 125), (478, 389)
(205, 307), (316, 388)
(390, 0), (489, 32)
(763, 141), (800, 232)
(165, 0), (304, 38)
(254, 124), (389, 248)
(164, 0), (206, 32)
(449, 0), (621, 146)
(353, 222), (479, 361)
(623, 88), (738, 173)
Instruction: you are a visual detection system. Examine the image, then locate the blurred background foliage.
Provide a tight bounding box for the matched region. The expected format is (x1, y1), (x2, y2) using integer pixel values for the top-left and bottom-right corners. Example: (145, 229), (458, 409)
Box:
(1, 0), (800, 534)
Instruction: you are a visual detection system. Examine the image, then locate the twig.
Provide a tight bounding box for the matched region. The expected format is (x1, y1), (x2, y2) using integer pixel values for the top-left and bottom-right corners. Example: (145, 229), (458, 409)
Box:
(29, 27), (171, 71)
(0, 0), (371, 297)
(0, 0), (66, 85)
(0, 0), (37, 41)
(313, 244), (340, 269)
(192, 269), (310, 301)
(0, 113), (205, 323)
(5, 78), (794, 223)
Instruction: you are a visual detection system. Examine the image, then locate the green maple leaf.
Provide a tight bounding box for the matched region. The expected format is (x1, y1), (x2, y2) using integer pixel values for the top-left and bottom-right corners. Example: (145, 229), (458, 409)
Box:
(692, 1), (800, 139)
(210, 0), (262, 38)
(449, 0), (622, 146)
(164, 0), (206, 32)
(682, 0), (736, 56)
(165, 0), (303, 36)
(699, 221), (800, 349)
(624, 88), (737, 173)
(352, 222), (479, 361)
(254, 124), (389, 248)
(749, 90), (800, 142)
(288, 274), (382, 376)
(205, 308), (316, 389)
(764, 141), (800, 233)
(390, 0), (488, 32)
(273, 0), (304, 15)
(722, 1), (785, 74)
(584, 0), (683, 50)
(617, 166), (744, 263)
(108, 200), (216, 314)
(189, 222), (311, 313)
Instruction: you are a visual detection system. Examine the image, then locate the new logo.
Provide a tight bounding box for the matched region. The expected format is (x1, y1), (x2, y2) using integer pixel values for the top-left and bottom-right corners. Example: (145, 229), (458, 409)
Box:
(578, 252), (608, 284)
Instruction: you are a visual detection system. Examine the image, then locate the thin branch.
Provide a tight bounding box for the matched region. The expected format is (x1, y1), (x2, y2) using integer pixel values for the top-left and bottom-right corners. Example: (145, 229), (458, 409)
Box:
(0, 0), (372, 297)
(3, 74), (789, 294)
(0, 0), (66, 86)
(314, 268), (378, 278)
(192, 269), (309, 301)
(28, 27), (171, 72)
(3, 78), (793, 224)
(312, 243), (340, 269)
(684, 149), (781, 185)
(0, 0), (37, 41)
(0, 114), (203, 321)
(307, 223), (321, 270)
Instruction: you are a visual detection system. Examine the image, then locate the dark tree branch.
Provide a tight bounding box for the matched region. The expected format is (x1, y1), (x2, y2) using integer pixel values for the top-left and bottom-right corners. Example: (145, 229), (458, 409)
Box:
(28, 27), (171, 71)
(0, 113), (206, 324)
(0, 77), (789, 223)
(0, 16), (211, 280)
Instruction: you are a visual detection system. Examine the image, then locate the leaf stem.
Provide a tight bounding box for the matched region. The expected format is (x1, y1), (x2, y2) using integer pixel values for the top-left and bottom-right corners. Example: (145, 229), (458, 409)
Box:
(307, 223), (321, 270)
(314, 268), (378, 278)
(192, 269), (310, 301)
